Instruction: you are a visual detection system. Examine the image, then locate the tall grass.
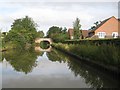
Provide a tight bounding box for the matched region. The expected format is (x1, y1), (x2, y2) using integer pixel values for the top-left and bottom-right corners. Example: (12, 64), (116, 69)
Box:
(53, 43), (120, 67)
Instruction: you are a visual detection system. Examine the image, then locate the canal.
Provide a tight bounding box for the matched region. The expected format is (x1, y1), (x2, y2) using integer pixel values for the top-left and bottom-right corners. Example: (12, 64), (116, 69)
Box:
(1, 46), (119, 88)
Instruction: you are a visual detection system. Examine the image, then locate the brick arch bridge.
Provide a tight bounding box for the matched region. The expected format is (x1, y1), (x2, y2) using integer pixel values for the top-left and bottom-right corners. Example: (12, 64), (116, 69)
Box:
(35, 38), (52, 44)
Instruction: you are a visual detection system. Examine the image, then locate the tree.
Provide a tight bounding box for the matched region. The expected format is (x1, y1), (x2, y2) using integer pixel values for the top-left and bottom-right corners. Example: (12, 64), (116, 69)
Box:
(73, 18), (82, 39)
(5, 16), (38, 48)
(37, 31), (44, 38)
(47, 26), (69, 42)
(47, 26), (61, 38)
(0, 29), (2, 50)
(11, 16), (37, 32)
(62, 27), (67, 34)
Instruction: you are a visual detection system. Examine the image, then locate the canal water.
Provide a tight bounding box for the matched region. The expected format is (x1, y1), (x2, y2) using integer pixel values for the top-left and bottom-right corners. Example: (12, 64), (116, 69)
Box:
(1, 46), (119, 88)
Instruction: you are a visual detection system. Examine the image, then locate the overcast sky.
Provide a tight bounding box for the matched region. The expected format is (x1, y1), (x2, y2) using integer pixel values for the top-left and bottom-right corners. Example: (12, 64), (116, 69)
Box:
(0, 0), (119, 34)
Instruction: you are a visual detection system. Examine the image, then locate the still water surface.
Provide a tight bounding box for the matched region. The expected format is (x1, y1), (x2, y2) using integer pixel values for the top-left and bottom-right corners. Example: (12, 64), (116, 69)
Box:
(1, 47), (119, 88)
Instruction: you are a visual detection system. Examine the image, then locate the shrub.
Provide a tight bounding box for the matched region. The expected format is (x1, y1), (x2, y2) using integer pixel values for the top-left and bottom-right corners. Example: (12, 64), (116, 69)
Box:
(53, 43), (120, 67)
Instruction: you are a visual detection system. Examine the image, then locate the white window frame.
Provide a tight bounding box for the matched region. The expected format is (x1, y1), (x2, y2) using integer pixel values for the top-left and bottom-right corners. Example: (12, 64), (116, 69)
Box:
(112, 32), (118, 38)
(97, 32), (106, 38)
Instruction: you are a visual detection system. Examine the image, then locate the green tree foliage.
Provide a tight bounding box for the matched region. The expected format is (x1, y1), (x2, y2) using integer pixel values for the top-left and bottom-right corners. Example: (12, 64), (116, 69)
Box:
(4, 16), (39, 48)
(5, 30), (26, 48)
(0, 29), (2, 62)
(0, 29), (2, 48)
(47, 26), (61, 37)
(47, 26), (69, 42)
(37, 31), (44, 38)
(73, 18), (82, 39)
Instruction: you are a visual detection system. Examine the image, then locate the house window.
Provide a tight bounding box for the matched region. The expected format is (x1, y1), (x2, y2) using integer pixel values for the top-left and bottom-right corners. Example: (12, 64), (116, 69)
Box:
(112, 32), (118, 38)
(97, 32), (106, 38)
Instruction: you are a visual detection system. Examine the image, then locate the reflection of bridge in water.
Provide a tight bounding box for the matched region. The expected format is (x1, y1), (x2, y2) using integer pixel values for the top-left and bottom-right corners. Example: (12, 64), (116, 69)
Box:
(35, 46), (52, 52)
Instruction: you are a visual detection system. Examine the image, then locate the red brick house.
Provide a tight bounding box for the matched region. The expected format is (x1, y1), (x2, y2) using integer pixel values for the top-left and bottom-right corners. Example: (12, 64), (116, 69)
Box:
(68, 28), (89, 39)
(68, 28), (74, 39)
(82, 30), (89, 38)
(88, 16), (120, 39)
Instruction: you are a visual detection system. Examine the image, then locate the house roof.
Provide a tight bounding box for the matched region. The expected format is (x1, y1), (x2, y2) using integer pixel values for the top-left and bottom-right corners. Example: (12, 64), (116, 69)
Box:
(89, 16), (116, 33)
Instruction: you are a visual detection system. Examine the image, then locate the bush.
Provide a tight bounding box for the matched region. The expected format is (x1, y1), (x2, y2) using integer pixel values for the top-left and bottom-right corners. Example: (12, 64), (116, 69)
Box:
(64, 38), (120, 46)
(53, 43), (120, 67)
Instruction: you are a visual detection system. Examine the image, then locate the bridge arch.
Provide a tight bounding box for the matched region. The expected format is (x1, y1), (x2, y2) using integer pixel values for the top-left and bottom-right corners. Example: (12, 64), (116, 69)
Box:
(35, 38), (52, 44)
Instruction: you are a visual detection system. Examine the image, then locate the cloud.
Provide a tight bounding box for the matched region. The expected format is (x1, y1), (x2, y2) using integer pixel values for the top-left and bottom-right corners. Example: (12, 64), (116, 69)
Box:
(0, 0), (119, 2)
(0, 1), (118, 34)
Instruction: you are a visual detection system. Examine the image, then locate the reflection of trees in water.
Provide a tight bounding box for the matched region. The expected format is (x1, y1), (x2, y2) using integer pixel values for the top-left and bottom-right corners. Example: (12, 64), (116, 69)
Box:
(46, 49), (67, 63)
(67, 59), (104, 88)
(46, 49), (118, 88)
(2, 48), (44, 74)
(0, 52), (3, 62)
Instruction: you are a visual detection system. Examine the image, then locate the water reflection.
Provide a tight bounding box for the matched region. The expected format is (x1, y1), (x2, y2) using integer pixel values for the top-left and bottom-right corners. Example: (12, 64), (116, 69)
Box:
(47, 49), (119, 88)
(35, 46), (52, 52)
(2, 48), (43, 74)
(2, 47), (119, 88)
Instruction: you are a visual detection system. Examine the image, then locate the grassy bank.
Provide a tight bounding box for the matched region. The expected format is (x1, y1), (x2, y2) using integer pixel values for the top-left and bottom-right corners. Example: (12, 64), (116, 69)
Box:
(53, 43), (120, 71)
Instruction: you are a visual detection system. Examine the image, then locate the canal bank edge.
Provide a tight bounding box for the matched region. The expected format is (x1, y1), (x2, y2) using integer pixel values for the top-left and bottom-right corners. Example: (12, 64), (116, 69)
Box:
(52, 44), (120, 78)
